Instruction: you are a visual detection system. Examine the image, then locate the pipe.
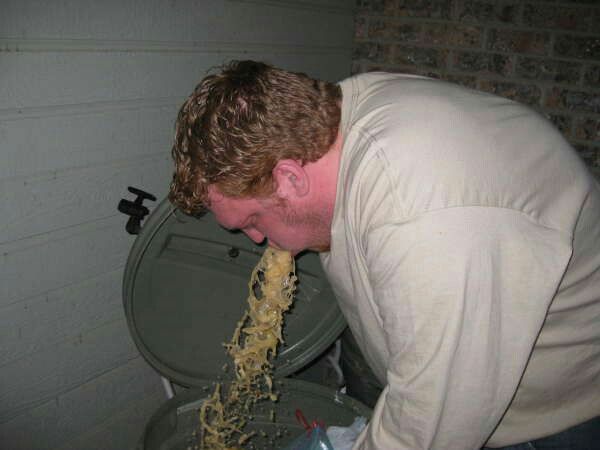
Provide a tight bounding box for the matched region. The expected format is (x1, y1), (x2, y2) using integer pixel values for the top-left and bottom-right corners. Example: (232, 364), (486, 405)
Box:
(161, 375), (175, 399)
(326, 338), (345, 386)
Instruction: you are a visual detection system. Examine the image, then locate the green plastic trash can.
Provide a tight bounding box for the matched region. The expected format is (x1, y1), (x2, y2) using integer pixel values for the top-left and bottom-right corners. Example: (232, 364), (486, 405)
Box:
(122, 198), (371, 449)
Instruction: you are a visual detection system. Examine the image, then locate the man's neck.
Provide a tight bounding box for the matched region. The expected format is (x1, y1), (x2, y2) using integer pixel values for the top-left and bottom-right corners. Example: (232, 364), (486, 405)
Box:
(302, 131), (343, 231)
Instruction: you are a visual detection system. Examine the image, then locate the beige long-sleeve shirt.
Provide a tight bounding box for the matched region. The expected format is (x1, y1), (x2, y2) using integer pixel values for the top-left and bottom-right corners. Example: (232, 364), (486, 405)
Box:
(320, 73), (600, 449)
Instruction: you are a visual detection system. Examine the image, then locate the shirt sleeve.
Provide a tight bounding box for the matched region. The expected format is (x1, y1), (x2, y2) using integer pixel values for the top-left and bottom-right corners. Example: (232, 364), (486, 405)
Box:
(353, 206), (573, 450)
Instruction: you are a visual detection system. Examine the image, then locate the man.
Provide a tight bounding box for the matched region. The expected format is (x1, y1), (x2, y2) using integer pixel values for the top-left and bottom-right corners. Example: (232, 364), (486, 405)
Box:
(169, 60), (600, 449)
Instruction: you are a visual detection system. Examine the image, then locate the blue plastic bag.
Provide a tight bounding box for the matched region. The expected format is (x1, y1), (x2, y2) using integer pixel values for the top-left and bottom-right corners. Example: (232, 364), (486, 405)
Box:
(281, 410), (334, 450)
(282, 424), (334, 450)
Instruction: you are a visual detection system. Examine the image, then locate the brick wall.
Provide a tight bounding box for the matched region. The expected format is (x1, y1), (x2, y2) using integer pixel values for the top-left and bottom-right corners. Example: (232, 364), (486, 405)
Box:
(352, 0), (600, 169)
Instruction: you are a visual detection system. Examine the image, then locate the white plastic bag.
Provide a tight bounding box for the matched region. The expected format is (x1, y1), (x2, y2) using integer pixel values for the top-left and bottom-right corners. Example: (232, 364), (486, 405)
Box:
(326, 416), (367, 450)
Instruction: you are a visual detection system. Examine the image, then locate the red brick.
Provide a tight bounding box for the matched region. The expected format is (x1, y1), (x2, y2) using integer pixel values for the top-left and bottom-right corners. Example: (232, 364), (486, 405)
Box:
(487, 29), (551, 55)
(515, 57), (581, 84)
(583, 64), (600, 88)
(456, 1), (520, 24)
(591, 7), (600, 33)
(393, 45), (449, 69)
(574, 117), (600, 141)
(368, 18), (393, 39)
(545, 87), (600, 114)
(385, 66), (441, 78)
(573, 143), (599, 168)
(389, 23), (421, 42)
(554, 0), (600, 5)
(554, 35), (600, 60)
(368, 20), (420, 42)
(456, 0), (494, 23)
(356, 0), (398, 15)
(355, 16), (368, 40)
(440, 73), (478, 89)
(396, 0), (452, 19)
(477, 80), (542, 107)
(361, 63), (390, 73)
(547, 114), (573, 137)
(353, 42), (393, 64)
(422, 23), (483, 48)
(522, 4), (591, 31)
(351, 61), (364, 75)
(419, 70), (442, 79)
(453, 51), (512, 76)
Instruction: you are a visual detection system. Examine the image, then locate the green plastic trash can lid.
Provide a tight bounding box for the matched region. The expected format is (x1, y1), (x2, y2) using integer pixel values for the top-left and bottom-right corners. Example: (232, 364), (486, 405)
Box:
(122, 198), (346, 388)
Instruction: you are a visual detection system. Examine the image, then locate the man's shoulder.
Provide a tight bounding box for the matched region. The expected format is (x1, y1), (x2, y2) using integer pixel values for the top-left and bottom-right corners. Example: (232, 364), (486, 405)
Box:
(339, 73), (592, 232)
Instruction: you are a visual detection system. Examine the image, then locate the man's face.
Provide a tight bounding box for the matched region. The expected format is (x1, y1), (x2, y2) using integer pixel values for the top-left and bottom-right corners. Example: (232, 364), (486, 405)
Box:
(207, 187), (331, 255)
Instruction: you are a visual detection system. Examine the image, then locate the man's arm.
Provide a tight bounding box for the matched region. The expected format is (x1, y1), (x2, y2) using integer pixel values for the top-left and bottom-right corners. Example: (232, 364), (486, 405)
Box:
(354, 206), (573, 450)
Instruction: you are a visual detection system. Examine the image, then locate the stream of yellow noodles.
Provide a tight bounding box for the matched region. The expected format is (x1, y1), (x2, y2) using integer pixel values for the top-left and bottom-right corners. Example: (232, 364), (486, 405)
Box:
(198, 247), (297, 449)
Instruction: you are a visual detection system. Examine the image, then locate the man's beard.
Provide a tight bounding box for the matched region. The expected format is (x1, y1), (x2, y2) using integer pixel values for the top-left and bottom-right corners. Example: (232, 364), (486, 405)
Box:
(279, 203), (331, 253)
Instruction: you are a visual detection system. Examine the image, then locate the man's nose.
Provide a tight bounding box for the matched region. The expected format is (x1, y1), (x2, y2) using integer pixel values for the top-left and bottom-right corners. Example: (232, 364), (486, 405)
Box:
(243, 228), (265, 244)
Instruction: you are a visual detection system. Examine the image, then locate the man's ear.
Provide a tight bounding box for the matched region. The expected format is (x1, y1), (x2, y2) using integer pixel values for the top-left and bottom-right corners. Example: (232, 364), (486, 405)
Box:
(272, 159), (309, 199)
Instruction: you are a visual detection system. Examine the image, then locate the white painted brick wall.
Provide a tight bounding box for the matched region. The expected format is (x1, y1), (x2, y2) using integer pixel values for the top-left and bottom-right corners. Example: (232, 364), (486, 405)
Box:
(0, 1), (354, 448)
